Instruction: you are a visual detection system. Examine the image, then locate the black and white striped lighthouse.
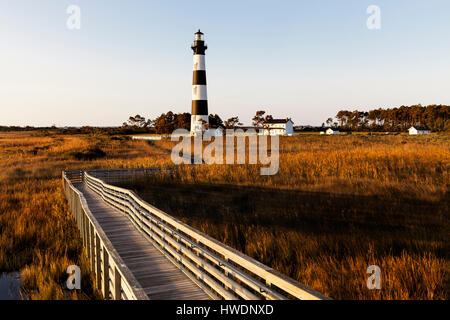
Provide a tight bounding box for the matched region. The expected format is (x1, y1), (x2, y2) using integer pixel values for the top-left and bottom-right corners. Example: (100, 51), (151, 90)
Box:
(190, 30), (208, 136)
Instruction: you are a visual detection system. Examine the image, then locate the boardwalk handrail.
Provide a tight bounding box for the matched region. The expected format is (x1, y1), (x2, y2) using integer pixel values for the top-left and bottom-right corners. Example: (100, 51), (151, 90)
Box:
(83, 168), (330, 300)
(62, 170), (148, 300)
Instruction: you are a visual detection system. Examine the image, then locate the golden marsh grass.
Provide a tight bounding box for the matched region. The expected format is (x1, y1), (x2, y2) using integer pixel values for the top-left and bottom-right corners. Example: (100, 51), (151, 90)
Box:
(0, 131), (448, 299)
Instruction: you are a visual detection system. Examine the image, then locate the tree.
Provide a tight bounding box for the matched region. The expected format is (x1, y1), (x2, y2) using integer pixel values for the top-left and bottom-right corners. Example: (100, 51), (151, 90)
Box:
(124, 115), (150, 128)
(208, 114), (224, 127)
(153, 112), (174, 134)
(325, 105), (450, 132)
(225, 116), (242, 129)
(175, 113), (191, 130)
(252, 110), (274, 127)
(252, 110), (266, 127)
(153, 111), (192, 134)
(326, 118), (333, 127)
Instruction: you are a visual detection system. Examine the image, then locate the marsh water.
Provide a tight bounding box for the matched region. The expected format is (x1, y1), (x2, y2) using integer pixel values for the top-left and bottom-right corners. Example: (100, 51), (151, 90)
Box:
(0, 272), (23, 300)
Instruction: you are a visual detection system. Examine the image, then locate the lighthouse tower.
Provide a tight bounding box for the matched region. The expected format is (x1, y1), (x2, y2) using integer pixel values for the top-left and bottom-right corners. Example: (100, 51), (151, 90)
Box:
(190, 30), (209, 136)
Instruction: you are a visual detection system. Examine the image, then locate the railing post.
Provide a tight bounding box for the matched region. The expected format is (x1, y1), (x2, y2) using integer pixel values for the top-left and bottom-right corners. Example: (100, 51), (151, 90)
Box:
(114, 267), (122, 300)
(96, 234), (102, 291)
(90, 224), (95, 272)
(85, 215), (89, 251)
(195, 240), (202, 281)
(103, 246), (110, 299)
(85, 215), (91, 260)
(81, 212), (86, 246)
(224, 257), (229, 277)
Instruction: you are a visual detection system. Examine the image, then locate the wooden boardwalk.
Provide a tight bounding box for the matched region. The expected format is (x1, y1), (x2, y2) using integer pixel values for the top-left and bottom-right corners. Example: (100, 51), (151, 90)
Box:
(73, 183), (210, 300)
(63, 169), (328, 300)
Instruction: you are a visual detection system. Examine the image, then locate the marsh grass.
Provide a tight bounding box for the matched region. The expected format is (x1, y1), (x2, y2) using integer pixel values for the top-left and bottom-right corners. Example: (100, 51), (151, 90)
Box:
(0, 131), (448, 299)
(118, 133), (449, 300)
(0, 131), (168, 299)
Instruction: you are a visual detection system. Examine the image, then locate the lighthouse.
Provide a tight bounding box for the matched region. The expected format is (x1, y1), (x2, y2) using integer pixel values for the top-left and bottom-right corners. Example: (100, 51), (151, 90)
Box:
(190, 30), (209, 136)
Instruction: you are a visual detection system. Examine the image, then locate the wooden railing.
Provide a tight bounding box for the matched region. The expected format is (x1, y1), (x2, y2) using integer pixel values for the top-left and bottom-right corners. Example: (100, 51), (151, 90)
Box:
(81, 168), (330, 300)
(86, 167), (170, 185)
(62, 170), (148, 300)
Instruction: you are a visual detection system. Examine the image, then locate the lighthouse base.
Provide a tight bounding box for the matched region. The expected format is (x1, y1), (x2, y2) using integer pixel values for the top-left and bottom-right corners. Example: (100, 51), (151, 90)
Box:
(190, 115), (209, 136)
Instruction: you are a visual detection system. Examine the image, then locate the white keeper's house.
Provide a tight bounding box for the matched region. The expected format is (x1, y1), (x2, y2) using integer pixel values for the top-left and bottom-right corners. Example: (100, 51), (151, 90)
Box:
(262, 118), (294, 136)
(408, 126), (431, 135)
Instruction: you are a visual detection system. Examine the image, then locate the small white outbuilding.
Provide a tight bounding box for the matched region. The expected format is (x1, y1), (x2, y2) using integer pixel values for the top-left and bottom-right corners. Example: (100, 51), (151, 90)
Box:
(326, 128), (339, 135)
(408, 126), (431, 135)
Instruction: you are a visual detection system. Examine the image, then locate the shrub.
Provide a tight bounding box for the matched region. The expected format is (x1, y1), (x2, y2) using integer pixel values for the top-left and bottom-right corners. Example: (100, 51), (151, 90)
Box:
(71, 147), (106, 161)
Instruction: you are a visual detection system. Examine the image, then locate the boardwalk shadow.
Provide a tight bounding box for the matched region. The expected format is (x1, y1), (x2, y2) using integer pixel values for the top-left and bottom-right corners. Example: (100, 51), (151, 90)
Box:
(124, 182), (448, 255)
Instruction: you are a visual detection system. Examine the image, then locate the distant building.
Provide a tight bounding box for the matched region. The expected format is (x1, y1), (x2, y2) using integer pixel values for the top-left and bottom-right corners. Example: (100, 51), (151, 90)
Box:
(325, 128), (339, 135)
(262, 118), (294, 136)
(408, 126), (431, 135)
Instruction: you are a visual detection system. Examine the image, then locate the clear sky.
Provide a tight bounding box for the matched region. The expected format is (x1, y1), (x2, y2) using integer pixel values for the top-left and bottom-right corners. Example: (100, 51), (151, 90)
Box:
(1, 0), (449, 127)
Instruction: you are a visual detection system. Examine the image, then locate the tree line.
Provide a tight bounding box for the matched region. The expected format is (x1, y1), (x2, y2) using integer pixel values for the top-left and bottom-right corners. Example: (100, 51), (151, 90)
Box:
(325, 105), (450, 132)
(3, 105), (447, 134)
(123, 110), (280, 134)
(123, 112), (246, 134)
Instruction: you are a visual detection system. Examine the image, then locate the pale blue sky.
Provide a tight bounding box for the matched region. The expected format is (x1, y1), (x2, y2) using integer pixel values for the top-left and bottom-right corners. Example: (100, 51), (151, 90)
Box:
(1, 0), (449, 126)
